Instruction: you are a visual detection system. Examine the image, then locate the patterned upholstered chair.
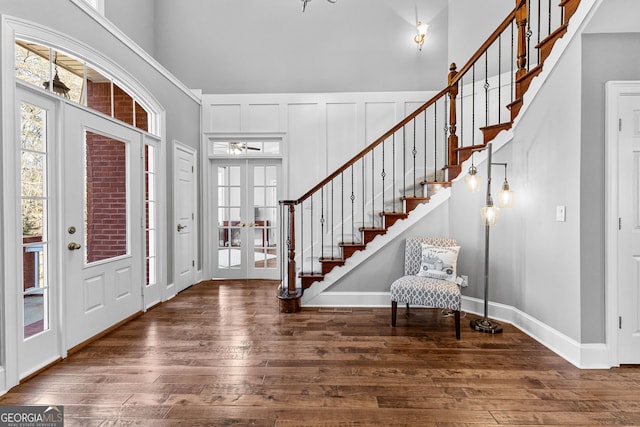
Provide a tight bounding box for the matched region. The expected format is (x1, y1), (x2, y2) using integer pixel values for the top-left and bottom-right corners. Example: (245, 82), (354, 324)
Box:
(390, 237), (461, 339)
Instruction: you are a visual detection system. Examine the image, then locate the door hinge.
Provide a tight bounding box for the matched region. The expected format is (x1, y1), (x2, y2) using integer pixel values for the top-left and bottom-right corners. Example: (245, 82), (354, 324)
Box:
(192, 260), (195, 267)
(619, 217), (622, 230)
(619, 118), (622, 132)
(192, 166), (194, 173)
(619, 316), (622, 329)
(192, 213), (195, 220)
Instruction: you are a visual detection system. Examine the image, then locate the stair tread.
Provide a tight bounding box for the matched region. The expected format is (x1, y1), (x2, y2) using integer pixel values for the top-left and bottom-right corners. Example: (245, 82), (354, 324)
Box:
(380, 211), (408, 217)
(421, 180), (452, 185)
(338, 242), (366, 247)
(480, 121), (512, 131)
(535, 24), (568, 49)
(402, 196), (430, 200)
(299, 273), (324, 278)
(516, 64), (543, 84)
(319, 258), (345, 263)
(455, 143), (486, 153)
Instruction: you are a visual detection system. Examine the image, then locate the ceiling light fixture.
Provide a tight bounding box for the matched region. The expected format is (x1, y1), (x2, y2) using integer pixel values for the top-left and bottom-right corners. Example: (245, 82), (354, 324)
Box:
(301, 0), (337, 12)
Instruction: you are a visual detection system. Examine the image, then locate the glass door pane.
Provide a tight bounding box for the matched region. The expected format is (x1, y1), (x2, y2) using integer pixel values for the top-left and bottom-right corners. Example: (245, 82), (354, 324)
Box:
(20, 102), (49, 339)
(217, 165), (243, 270)
(252, 164), (278, 271)
(84, 130), (128, 264)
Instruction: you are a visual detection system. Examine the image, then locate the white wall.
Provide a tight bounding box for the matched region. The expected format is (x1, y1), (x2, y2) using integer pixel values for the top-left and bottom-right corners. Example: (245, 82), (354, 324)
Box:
(105, 0), (156, 56)
(202, 91), (437, 199)
(447, 0), (512, 67)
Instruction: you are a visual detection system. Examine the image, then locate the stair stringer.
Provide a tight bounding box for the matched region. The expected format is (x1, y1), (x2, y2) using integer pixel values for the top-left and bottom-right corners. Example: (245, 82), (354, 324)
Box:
(301, 188), (451, 306)
(509, 0), (600, 131)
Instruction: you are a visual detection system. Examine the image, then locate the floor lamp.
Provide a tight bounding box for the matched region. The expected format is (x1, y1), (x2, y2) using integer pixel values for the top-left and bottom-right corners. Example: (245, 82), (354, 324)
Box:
(464, 142), (513, 334)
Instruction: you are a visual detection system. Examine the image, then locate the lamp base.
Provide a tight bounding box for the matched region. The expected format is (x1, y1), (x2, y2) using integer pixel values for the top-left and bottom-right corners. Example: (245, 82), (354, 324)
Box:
(470, 318), (503, 334)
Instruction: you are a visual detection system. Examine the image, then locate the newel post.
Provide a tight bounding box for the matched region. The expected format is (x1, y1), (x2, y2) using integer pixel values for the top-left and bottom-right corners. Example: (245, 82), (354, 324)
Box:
(515, 0), (528, 83)
(447, 63), (459, 170)
(277, 200), (301, 313)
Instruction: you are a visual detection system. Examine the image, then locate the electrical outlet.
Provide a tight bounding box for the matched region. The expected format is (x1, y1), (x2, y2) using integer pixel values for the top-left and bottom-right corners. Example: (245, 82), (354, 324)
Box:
(556, 205), (566, 222)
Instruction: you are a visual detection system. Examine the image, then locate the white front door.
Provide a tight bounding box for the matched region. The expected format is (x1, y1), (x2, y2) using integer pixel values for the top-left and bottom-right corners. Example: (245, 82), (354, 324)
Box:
(174, 143), (197, 292)
(213, 159), (281, 279)
(618, 93), (640, 364)
(17, 88), (61, 378)
(63, 105), (143, 349)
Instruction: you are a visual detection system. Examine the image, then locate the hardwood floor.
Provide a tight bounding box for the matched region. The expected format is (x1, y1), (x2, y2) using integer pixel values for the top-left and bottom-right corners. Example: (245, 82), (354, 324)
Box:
(2, 279), (640, 426)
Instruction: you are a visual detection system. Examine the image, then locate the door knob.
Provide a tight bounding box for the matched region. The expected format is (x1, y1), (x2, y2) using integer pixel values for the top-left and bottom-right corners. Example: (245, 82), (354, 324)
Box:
(68, 242), (81, 250)
(177, 224), (187, 231)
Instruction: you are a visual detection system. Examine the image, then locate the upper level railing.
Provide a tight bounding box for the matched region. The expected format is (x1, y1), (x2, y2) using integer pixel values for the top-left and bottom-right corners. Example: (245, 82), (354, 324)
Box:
(278, 0), (578, 304)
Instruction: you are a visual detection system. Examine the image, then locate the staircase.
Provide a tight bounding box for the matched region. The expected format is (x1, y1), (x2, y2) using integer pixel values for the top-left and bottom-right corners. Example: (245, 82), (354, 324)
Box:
(278, 0), (582, 312)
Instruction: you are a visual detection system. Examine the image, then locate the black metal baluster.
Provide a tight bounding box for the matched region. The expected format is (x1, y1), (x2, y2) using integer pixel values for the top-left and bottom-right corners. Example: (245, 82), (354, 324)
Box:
(371, 149), (375, 227)
(434, 101), (438, 180)
(485, 50), (489, 127)
(341, 171), (344, 251)
(331, 180), (334, 259)
(382, 138), (386, 212)
(351, 165), (355, 241)
(320, 186), (325, 269)
(308, 197), (311, 275)
(511, 20), (515, 105)
(412, 118), (417, 197)
(472, 64), (476, 146)
(392, 133), (396, 213)
(423, 109), (427, 183)
(402, 126), (406, 200)
(460, 75), (464, 149)
(443, 97), (448, 172)
(301, 198), (304, 275)
(498, 33), (502, 124)
(527, 0), (533, 69)
(548, 0), (552, 36)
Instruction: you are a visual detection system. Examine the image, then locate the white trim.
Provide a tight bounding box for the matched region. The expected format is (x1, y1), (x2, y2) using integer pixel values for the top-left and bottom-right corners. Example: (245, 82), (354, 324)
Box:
(605, 81), (640, 368)
(5, 15), (166, 136)
(173, 141), (199, 292)
(67, 0), (199, 104)
(304, 291), (610, 369)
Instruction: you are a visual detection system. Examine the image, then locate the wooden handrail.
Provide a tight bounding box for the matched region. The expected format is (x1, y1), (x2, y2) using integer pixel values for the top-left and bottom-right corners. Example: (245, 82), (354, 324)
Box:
(297, 3), (524, 204)
(297, 86), (450, 204)
(451, 6), (519, 86)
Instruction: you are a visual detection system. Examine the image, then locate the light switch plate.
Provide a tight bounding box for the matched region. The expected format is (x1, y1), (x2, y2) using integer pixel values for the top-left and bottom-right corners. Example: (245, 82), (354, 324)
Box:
(556, 205), (566, 222)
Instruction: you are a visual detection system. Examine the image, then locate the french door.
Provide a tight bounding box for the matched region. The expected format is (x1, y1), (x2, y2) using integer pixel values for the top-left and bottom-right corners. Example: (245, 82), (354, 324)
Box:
(63, 105), (143, 349)
(17, 88), (61, 378)
(213, 159), (281, 279)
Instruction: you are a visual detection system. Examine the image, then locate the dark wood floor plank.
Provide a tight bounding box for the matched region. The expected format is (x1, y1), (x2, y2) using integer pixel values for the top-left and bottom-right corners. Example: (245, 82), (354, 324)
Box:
(1, 279), (639, 426)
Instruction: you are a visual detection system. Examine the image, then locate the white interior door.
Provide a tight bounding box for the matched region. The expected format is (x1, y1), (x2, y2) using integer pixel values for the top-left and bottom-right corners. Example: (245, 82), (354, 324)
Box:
(618, 93), (640, 364)
(17, 88), (61, 378)
(63, 105), (143, 349)
(174, 143), (197, 293)
(214, 159), (281, 279)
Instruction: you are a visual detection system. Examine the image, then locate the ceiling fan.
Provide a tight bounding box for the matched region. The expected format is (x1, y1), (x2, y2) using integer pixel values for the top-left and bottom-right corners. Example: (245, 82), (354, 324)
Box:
(230, 142), (260, 152)
(301, 0), (337, 12)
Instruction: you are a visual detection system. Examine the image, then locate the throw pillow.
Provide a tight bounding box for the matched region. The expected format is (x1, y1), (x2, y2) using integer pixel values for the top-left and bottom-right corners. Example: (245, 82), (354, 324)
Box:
(416, 244), (460, 282)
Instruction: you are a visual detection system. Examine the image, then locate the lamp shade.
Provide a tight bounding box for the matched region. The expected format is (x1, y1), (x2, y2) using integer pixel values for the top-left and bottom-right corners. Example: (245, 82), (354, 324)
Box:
(497, 180), (514, 208)
(464, 166), (482, 193)
(480, 204), (500, 226)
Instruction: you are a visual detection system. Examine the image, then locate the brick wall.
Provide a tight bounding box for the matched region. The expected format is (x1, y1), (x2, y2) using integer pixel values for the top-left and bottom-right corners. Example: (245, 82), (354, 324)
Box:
(82, 81), (149, 263)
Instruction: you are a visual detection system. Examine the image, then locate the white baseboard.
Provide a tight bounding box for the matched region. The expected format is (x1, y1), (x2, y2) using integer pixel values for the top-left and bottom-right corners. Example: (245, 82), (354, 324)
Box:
(303, 291), (612, 369)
